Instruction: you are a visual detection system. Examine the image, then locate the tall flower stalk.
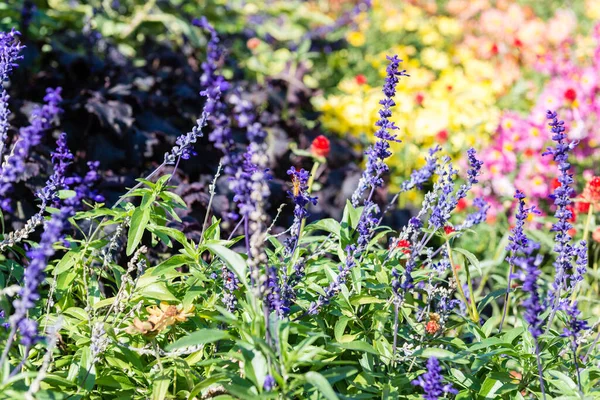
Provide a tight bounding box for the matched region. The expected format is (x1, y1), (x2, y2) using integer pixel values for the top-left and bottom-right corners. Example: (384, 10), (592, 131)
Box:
(0, 133), (76, 370)
(543, 110), (586, 334)
(0, 29), (24, 161)
(499, 190), (539, 333)
(411, 357), (457, 399)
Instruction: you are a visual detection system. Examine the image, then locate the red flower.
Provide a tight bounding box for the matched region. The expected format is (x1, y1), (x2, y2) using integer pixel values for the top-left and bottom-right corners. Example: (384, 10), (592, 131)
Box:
(513, 38), (523, 48)
(444, 226), (455, 235)
(576, 198), (591, 214)
(436, 129), (448, 142)
(310, 135), (331, 158)
(415, 92), (424, 105)
(588, 177), (600, 201)
(551, 178), (561, 191)
(355, 74), (367, 85)
(490, 43), (499, 55)
(564, 88), (577, 102)
(456, 198), (468, 211)
(566, 205), (576, 223)
(397, 239), (411, 254)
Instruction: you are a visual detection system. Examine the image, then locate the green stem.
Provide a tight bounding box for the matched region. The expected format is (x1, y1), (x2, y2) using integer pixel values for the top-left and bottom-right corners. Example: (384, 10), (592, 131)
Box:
(446, 241), (477, 323)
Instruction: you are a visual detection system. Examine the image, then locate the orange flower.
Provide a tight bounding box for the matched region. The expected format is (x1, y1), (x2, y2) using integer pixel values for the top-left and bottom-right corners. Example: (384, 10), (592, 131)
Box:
(425, 313), (441, 334)
(593, 227), (600, 243)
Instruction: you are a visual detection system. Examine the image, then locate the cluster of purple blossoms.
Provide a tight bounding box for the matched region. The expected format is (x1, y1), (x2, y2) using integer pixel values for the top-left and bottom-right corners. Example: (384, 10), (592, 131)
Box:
(0, 29), (25, 160)
(429, 148), (483, 230)
(193, 17), (238, 175)
(0, 87), (63, 211)
(307, 245), (357, 315)
(8, 133), (76, 350)
(401, 145), (441, 192)
(352, 55), (406, 206)
(64, 160), (105, 207)
(280, 259), (305, 316)
(411, 357), (457, 400)
(506, 191), (540, 265)
(543, 111), (586, 311)
(263, 375), (276, 392)
(353, 55), (407, 253)
(284, 166), (317, 257)
(519, 253), (545, 339)
(561, 301), (589, 352)
(457, 197), (489, 231)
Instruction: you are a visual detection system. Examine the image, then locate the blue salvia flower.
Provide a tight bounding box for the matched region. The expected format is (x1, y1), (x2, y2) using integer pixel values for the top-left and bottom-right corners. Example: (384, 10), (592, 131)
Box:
(265, 264), (284, 317)
(281, 259), (305, 315)
(562, 301), (589, 351)
(193, 17), (238, 176)
(307, 245), (357, 315)
(352, 55), (407, 206)
(411, 357), (457, 400)
(520, 254), (545, 339)
(353, 55), (407, 254)
(284, 166), (317, 257)
(429, 149), (482, 230)
(401, 145), (441, 192)
(0, 87), (63, 211)
(0, 29), (24, 161)
(64, 160), (105, 207)
(8, 133), (75, 350)
(263, 374), (276, 392)
(499, 190), (540, 332)
(457, 197), (489, 231)
(543, 111), (582, 314)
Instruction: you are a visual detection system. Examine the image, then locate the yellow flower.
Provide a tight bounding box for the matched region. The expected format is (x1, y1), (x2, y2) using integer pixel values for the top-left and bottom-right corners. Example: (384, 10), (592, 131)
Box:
(347, 31), (366, 47)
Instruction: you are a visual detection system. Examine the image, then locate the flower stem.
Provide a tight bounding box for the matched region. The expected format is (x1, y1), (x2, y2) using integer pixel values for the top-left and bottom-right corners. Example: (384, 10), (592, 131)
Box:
(446, 241), (477, 323)
(499, 263), (515, 333)
(534, 339), (546, 400)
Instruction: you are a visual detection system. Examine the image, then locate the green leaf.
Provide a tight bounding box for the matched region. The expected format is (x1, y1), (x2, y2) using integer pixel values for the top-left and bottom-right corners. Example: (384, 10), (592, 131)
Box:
(335, 341), (378, 355)
(137, 282), (178, 302)
(453, 247), (482, 276)
(166, 329), (231, 351)
(126, 207), (150, 255)
(204, 243), (247, 286)
(305, 371), (340, 400)
(305, 218), (340, 236)
(151, 373), (170, 400)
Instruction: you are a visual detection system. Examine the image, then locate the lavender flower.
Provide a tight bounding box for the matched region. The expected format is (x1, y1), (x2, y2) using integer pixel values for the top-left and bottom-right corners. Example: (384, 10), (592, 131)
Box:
(193, 17), (237, 174)
(429, 149), (482, 230)
(0, 29), (24, 161)
(7, 133), (75, 352)
(263, 374), (276, 391)
(307, 245), (357, 315)
(0, 87), (63, 211)
(221, 264), (239, 312)
(401, 145), (440, 192)
(284, 167), (317, 256)
(411, 357), (457, 400)
(543, 110), (582, 325)
(352, 55), (406, 206)
(457, 197), (489, 231)
(562, 301), (589, 351)
(352, 55), (407, 255)
(499, 190), (540, 333)
(64, 160), (105, 207)
(520, 254), (545, 339)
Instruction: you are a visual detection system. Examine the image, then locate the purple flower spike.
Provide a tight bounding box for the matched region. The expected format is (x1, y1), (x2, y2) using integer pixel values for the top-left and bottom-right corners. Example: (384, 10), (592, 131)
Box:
(0, 87), (63, 211)
(0, 29), (25, 160)
(284, 166), (317, 257)
(411, 357), (458, 400)
(307, 245), (357, 315)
